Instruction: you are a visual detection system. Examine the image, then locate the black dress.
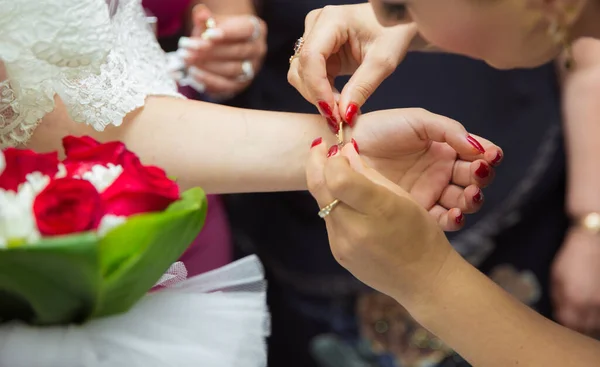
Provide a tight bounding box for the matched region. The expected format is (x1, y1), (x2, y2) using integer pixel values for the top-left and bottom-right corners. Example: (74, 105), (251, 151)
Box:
(225, 1), (568, 366)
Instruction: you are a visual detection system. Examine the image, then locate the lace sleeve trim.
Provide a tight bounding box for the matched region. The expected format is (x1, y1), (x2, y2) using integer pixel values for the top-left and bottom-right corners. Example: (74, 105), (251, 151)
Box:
(0, 0), (182, 148)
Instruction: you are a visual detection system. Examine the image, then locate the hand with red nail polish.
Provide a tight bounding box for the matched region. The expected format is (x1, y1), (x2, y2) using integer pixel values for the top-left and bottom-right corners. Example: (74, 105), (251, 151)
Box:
(345, 108), (501, 230)
(286, 3), (420, 127)
(305, 141), (459, 306)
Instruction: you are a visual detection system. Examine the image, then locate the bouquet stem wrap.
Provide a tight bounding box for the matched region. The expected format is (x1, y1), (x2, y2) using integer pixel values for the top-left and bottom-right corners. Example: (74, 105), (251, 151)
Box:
(0, 255), (269, 367)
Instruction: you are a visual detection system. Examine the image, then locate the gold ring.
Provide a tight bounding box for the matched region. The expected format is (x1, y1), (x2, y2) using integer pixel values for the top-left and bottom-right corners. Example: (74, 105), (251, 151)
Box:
(318, 199), (340, 219)
(289, 37), (304, 64)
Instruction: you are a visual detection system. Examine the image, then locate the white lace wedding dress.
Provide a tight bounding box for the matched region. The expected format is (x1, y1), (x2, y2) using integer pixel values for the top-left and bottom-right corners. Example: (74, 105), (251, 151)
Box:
(0, 0), (269, 366)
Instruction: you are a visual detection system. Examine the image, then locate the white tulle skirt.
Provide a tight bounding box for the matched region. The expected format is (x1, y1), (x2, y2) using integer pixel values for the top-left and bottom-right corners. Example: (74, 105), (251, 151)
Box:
(0, 255), (270, 367)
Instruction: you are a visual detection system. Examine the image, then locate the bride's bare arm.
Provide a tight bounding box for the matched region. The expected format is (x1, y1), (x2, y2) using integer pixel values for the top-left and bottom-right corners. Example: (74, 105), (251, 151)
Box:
(26, 96), (335, 194)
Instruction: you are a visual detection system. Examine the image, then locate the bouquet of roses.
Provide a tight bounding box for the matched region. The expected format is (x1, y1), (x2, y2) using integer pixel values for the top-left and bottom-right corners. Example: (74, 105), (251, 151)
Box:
(0, 137), (282, 367)
(0, 136), (207, 326)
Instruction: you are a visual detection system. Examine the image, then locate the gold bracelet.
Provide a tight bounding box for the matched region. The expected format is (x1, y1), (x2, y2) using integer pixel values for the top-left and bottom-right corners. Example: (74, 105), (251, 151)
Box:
(574, 212), (600, 235)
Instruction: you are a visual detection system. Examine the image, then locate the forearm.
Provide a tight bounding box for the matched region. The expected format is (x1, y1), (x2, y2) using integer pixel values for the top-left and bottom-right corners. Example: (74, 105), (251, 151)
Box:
(27, 97), (334, 194)
(405, 251), (600, 367)
(563, 77), (600, 215)
(561, 42), (600, 216)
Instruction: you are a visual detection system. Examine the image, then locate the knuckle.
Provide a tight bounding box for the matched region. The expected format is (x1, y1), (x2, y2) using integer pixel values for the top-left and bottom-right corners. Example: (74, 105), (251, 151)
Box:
(409, 107), (430, 117)
(259, 19), (268, 37)
(305, 9), (321, 27)
(333, 241), (355, 265)
(243, 43), (255, 57)
(353, 81), (376, 103)
(298, 47), (315, 66)
(371, 55), (397, 72)
(287, 69), (298, 86)
(306, 175), (325, 197)
(322, 5), (339, 15)
(258, 42), (268, 58)
(326, 167), (353, 196)
(352, 227), (372, 246)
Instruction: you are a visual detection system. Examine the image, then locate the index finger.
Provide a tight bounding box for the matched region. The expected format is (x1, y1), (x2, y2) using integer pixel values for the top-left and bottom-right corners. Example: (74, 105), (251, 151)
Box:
(214, 15), (266, 43)
(296, 8), (348, 119)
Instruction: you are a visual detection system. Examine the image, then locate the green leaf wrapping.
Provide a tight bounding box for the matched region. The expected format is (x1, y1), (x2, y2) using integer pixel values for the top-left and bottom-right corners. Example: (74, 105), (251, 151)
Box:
(94, 188), (207, 317)
(0, 188), (207, 325)
(0, 233), (100, 325)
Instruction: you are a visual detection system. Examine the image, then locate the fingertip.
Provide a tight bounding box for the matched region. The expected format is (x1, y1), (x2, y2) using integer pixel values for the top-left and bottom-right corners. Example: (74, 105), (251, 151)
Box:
(471, 186), (484, 206)
(338, 91), (361, 127)
(438, 208), (464, 232)
(452, 208), (465, 230)
(340, 142), (365, 173)
(192, 4), (211, 23)
(471, 160), (494, 187)
(310, 136), (324, 149)
(463, 185), (483, 214)
(306, 137), (329, 196)
(345, 103), (360, 127)
(490, 149), (504, 166)
(466, 135), (486, 155)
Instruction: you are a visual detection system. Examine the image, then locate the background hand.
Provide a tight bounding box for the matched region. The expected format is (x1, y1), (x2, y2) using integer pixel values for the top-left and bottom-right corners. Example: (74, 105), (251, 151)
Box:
(353, 108), (503, 231)
(179, 4), (267, 99)
(551, 227), (600, 336)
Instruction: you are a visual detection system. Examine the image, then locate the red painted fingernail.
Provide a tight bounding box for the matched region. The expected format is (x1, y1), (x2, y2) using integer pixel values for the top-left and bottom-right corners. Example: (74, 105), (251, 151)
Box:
(326, 117), (339, 133)
(475, 162), (490, 179)
(351, 138), (360, 154)
(491, 151), (503, 166)
(317, 101), (334, 118)
(455, 212), (464, 224)
(473, 189), (484, 203)
(345, 103), (359, 127)
(311, 137), (323, 148)
(467, 135), (485, 154)
(327, 145), (339, 157)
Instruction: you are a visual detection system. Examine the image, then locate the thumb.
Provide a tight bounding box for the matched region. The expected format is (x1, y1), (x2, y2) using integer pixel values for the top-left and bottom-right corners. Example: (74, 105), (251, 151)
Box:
(341, 143), (412, 202)
(338, 54), (396, 126)
(339, 24), (416, 125)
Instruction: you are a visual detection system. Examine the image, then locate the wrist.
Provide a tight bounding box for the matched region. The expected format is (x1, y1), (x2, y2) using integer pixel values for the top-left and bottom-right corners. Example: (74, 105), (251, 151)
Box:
(569, 212), (600, 235)
(389, 238), (462, 314)
(397, 250), (476, 326)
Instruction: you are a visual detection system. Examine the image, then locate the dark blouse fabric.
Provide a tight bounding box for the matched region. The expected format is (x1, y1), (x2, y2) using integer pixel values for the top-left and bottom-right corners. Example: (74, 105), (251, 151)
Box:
(225, 1), (567, 366)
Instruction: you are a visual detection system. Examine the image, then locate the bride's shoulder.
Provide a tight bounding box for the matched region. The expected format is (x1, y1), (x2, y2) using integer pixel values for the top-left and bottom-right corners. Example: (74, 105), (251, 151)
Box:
(0, 0), (181, 148)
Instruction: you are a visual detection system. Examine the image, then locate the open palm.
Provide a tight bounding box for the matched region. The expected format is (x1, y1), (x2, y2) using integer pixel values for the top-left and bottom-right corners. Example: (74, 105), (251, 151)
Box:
(351, 108), (501, 231)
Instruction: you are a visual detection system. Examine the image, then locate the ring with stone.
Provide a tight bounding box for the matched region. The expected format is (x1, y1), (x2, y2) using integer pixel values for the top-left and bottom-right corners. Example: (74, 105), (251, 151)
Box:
(289, 37), (304, 64)
(318, 199), (340, 219)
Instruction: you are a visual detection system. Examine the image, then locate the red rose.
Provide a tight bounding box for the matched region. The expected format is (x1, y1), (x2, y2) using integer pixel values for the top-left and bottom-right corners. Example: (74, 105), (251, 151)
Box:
(0, 148), (59, 192)
(101, 155), (180, 216)
(62, 136), (137, 177)
(33, 178), (105, 236)
(62, 135), (101, 155)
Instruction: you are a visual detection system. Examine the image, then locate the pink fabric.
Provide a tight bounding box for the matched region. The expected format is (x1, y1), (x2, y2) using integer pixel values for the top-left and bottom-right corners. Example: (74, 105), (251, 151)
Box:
(143, 0), (191, 37)
(179, 195), (232, 276)
(142, 0), (233, 275)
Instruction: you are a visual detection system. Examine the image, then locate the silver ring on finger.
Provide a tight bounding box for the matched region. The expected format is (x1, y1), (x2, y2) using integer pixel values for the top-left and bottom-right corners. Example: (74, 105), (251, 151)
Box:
(318, 199), (340, 219)
(249, 16), (262, 41)
(289, 37), (304, 64)
(237, 60), (255, 82)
